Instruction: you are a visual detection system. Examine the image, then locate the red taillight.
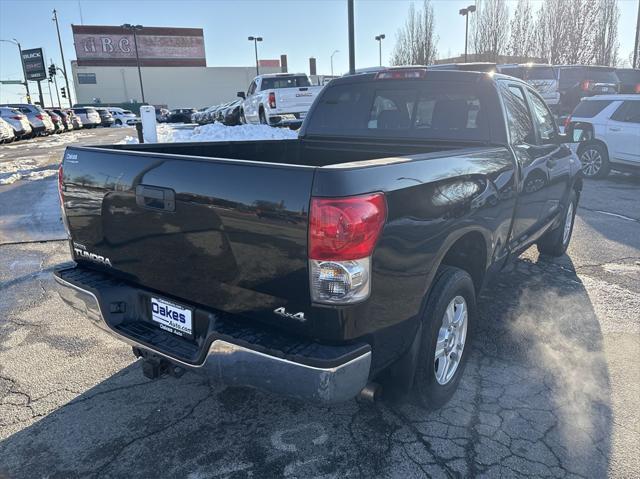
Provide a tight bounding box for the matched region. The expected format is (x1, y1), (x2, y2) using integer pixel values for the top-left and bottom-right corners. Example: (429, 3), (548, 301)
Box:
(563, 115), (572, 129)
(268, 92), (276, 109)
(580, 80), (591, 91)
(635, 83), (640, 94)
(58, 164), (64, 200)
(375, 69), (427, 80)
(309, 193), (387, 261)
(11, 115), (22, 120)
(36, 114), (44, 120)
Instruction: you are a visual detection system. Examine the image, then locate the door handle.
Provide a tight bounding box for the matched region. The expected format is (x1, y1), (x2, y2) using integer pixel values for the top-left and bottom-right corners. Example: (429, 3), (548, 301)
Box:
(609, 127), (621, 132)
(135, 185), (175, 212)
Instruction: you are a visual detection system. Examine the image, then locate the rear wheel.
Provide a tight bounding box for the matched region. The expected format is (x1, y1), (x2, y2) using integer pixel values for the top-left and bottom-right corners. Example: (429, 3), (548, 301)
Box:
(579, 143), (609, 179)
(115, 119), (122, 126)
(411, 266), (476, 409)
(537, 190), (578, 257)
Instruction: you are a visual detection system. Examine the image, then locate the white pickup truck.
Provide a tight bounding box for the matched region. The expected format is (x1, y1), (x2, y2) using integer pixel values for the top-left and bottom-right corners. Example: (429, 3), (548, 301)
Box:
(237, 73), (323, 128)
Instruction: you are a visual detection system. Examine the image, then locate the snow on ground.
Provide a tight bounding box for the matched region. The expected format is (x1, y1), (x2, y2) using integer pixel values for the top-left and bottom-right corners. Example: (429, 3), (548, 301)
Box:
(121, 122), (298, 144)
(0, 155), (58, 186)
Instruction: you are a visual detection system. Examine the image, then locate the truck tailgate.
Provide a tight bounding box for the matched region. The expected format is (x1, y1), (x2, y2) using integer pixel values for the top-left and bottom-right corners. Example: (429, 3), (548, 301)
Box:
(276, 86), (322, 113)
(61, 146), (314, 325)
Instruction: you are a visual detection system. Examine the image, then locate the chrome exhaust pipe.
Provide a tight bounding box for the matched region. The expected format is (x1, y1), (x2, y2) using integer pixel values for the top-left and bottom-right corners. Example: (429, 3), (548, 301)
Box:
(358, 382), (382, 402)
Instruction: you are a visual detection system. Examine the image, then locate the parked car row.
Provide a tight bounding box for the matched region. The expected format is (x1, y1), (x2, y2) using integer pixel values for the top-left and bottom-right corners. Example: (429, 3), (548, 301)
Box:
(0, 104), (140, 144)
(190, 100), (243, 126)
(429, 63), (639, 115)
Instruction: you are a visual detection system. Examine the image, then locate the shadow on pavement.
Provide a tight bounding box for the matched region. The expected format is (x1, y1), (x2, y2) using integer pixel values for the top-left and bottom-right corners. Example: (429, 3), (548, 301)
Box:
(0, 255), (612, 478)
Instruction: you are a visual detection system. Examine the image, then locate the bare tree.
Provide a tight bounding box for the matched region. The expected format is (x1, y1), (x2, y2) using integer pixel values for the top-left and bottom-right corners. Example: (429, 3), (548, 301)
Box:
(508, 0), (536, 59)
(534, 0), (600, 65)
(470, 0), (510, 61)
(594, 0), (619, 66)
(390, 0), (438, 66)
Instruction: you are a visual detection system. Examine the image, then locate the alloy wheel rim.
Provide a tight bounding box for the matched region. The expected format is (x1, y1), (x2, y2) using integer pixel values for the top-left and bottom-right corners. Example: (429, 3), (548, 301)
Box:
(563, 202), (574, 245)
(434, 295), (468, 385)
(580, 149), (602, 177)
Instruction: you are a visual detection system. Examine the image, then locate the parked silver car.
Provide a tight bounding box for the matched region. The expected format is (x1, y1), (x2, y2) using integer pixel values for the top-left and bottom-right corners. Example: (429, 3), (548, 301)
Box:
(2, 103), (55, 136)
(0, 117), (16, 143)
(0, 106), (32, 139)
(71, 107), (101, 128)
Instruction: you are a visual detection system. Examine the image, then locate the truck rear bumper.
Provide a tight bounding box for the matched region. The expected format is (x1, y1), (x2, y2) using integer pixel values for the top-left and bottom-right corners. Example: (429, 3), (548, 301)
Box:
(54, 265), (371, 403)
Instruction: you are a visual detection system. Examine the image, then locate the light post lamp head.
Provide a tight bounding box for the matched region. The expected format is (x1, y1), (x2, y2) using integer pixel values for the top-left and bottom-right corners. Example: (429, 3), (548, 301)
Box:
(375, 34), (385, 41)
(468, 5), (476, 13)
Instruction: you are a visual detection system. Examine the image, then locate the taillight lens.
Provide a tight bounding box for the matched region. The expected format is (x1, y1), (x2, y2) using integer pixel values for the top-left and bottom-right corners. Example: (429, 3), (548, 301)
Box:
(58, 163), (70, 237)
(580, 80), (591, 91)
(12, 115), (22, 120)
(635, 83), (640, 94)
(309, 193), (386, 261)
(309, 193), (386, 304)
(36, 114), (44, 120)
(268, 92), (276, 109)
(58, 164), (64, 204)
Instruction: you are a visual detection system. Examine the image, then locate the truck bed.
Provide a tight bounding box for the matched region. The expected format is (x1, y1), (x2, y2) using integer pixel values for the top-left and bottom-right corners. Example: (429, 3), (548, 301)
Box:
(61, 139), (508, 345)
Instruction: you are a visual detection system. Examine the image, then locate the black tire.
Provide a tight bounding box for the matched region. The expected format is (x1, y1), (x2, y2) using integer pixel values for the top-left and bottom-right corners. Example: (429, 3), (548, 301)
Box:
(115, 119), (122, 126)
(537, 189), (578, 257)
(412, 266), (476, 409)
(579, 142), (610, 179)
(259, 108), (267, 125)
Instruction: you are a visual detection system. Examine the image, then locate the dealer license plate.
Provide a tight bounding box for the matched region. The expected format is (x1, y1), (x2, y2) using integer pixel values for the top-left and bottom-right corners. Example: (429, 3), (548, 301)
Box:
(150, 297), (193, 337)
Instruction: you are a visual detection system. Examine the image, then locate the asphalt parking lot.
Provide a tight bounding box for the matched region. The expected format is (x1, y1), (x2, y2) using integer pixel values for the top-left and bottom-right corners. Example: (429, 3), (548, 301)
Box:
(0, 131), (638, 478)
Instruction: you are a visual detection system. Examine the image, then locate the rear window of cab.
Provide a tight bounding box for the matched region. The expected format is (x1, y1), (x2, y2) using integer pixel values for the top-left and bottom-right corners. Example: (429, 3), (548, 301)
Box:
(305, 79), (498, 142)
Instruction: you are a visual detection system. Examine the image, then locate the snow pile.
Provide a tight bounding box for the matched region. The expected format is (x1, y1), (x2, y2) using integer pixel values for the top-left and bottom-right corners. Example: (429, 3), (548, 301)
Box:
(0, 168), (58, 185)
(121, 122), (298, 144)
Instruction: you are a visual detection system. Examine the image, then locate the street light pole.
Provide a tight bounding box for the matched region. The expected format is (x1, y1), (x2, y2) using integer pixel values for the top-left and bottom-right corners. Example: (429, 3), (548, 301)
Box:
(52, 9), (73, 107)
(634, 0), (640, 69)
(330, 50), (339, 76)
(0, 38), (31, 102)
(122, 24), (146, 104)
(459, 5), (476, 63)
(347, 0), (355, 74)
(248, 36), (263, 76)
(375, 34), (385, 66)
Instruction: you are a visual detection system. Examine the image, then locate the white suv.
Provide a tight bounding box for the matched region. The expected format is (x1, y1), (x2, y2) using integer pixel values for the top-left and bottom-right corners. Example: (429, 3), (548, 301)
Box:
(567, 95), (640, 178)
(108, 107), (139, 126)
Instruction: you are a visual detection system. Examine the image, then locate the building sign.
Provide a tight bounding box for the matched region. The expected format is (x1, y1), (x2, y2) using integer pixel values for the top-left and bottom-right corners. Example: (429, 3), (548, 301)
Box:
(21, 48), (47, 81)
(259, 59), (281, 68)
(72, 25), (206, 67)
(77, 72), (97, 84)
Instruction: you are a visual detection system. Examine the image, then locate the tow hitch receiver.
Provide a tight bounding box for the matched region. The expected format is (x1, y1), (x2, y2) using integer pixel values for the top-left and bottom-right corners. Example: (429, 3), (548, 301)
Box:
(133, 347), (185, 379)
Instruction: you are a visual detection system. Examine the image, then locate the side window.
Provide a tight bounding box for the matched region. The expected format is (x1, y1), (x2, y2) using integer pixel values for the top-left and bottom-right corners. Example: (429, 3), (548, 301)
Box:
(527, 90), (557, 142)
(611, 101), (640, 123)
(500, 82), (535, 144)
(247, 81), (256, 95)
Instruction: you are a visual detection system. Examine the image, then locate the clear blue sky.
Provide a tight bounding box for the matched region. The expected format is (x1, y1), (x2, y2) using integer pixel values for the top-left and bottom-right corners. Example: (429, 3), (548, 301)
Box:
(1, 0), (638, 104)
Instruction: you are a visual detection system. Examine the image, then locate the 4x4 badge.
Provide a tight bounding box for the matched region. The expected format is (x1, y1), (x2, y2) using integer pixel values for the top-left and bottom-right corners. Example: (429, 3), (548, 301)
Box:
(274, 307), (306, 322)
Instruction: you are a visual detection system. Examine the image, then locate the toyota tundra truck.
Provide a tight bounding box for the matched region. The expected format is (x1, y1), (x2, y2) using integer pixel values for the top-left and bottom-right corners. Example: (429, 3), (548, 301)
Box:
(237, 73), (323, 128)
(55, 68), (583, 407)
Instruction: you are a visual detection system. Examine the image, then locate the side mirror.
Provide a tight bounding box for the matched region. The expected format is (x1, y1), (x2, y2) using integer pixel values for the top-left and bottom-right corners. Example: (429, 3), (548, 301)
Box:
(237, 91), (246, 99)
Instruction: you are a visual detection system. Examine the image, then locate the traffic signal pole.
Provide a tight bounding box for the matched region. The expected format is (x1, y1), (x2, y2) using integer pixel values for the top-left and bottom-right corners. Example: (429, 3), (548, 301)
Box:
(53, 9), (73, 107)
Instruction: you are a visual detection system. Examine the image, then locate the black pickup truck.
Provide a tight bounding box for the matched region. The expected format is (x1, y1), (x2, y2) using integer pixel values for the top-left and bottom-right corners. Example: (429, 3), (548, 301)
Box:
(55, 68), (582, 407)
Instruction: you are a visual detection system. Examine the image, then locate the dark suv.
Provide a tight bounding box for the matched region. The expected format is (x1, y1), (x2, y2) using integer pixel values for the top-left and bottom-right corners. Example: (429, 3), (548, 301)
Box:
(614, 68), (640, 94)
(94, 108), (115, 127)
(556, 65), (619, 114)
(167, 108), (197, 123)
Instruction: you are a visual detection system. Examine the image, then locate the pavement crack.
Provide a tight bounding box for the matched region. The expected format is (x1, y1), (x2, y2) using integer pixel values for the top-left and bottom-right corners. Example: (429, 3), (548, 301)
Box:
(91, 389), (212, 477)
